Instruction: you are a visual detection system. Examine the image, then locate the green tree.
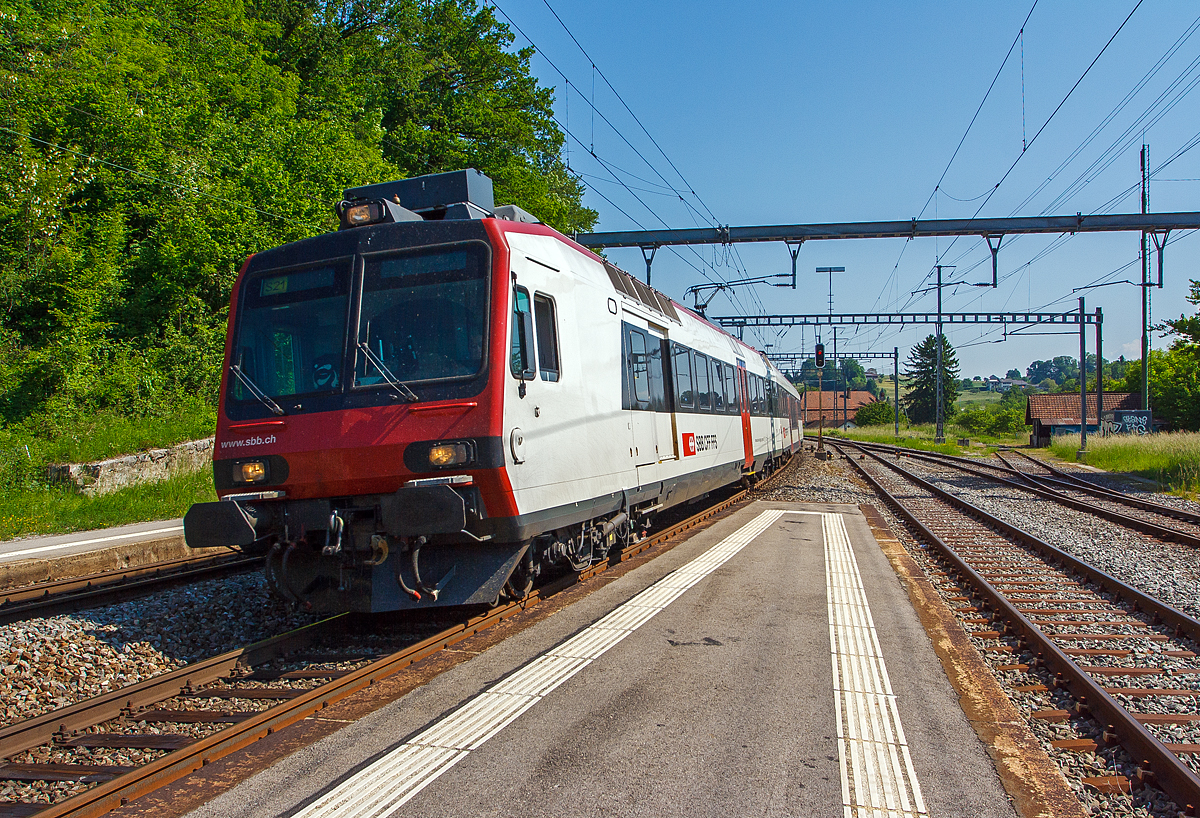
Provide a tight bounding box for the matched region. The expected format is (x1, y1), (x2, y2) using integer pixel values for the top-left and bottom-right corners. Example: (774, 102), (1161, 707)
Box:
(854, 398), (895, 427)
(1006, 368), (1021, 379)
(0, 0), (595, 426)
(902, 334), (960, 424)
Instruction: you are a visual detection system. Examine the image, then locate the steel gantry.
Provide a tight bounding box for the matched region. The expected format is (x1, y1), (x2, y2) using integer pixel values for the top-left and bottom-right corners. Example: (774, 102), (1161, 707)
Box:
(751, 309), (1101, 447)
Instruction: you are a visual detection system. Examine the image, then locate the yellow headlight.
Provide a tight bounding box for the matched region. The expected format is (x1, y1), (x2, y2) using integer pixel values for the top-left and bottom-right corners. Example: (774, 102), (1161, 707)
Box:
(240, 461), (268, 483)
(428, 443), (469, 467)
(345, 202), (378, 226)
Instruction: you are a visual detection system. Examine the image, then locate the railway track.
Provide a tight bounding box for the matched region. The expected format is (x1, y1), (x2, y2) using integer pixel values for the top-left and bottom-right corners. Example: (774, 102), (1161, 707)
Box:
(0, 553), (263, 627)
(0, 457), (794, 817)
(845, 439), (1200, 549)
(830, 439), (1200, 813)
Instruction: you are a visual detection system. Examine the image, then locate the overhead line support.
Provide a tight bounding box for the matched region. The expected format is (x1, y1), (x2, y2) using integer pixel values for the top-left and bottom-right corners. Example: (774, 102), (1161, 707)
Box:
(577, 212), (1200, 248)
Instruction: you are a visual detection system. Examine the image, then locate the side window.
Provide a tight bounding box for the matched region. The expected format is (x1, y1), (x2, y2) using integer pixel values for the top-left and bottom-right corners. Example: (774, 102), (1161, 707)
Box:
(629, 329), (651, 404)
(533, 293), (560, 382)
(712, 359), (725, 413)
(510, 286), (535, 378)
(753, 375), (764, 415)
(673, 344), (694, 410)
(725, 364), (737, 413)
(694, 352), (710, 411)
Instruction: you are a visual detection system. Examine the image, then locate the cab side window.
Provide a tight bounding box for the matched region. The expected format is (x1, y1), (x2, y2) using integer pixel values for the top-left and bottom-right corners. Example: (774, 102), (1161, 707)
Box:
(510, 286), (535, 379)
(533, 293), (560, 382)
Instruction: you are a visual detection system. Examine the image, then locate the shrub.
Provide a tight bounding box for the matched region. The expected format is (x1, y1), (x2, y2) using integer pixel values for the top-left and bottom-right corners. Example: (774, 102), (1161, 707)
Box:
(855, 399), (896, 426)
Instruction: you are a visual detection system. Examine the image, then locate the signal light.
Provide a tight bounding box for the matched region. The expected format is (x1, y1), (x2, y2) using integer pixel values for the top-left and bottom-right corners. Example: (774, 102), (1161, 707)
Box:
(815, 344), (825, 368)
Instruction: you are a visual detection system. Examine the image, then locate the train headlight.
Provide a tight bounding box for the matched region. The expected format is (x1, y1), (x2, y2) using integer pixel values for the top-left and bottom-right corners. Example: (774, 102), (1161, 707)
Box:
(238, 461), (268, 484)
(343, 201), (383, 227)
(428, 443), (470, 467)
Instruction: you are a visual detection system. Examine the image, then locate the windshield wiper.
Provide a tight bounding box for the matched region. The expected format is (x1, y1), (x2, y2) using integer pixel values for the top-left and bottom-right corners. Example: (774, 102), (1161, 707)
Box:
(358, 343), (420, 402)
(229, 364), (286, 416)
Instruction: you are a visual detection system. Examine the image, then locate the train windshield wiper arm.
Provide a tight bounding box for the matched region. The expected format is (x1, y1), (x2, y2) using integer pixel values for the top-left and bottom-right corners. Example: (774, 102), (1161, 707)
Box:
(228, 364), (286, 416)
(357, 343), (420, 402)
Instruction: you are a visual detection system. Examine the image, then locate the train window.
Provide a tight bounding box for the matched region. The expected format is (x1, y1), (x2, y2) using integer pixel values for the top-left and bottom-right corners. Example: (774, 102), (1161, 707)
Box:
(355, 245), (490, 389)
(725, 363), (737, 414)
(533, 293), (560, 382)
(232, 260), (351, 406)
(752, 375), (764, 415)
(711, 359), (725, 413)
(673, 344), (694, 409)
(629, 330), (651, 403)
(694, 352), (710, 411)
(510, 286), (535, 379)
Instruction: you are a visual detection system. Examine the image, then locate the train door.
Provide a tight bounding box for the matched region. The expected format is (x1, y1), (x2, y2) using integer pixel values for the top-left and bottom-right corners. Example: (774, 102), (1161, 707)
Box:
(766, 375), (778, 459)
(647, 326), (677, 461)
(736, 359), (753, 470)
(625, 324), (658, 467)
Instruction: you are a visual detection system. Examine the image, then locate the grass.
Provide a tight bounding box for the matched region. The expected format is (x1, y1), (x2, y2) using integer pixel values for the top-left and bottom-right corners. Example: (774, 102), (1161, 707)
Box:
(29, 405), (216, 465)
(956, 389), (1003, 409)
(831, 416), (1029, 451)
(0, 400), (218, 541)
(1049, 431), (1200, 497)
(0, 468), (217, 541)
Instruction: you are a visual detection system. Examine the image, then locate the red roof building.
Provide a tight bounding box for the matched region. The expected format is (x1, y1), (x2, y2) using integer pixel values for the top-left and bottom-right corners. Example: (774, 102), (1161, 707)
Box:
(802, 390), (879, 427)
(1025, 392), (1140, 446)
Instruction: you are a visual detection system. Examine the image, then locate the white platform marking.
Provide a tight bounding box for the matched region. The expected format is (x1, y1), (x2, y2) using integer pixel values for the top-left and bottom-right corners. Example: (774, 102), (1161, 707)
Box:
(291, 509), (786, 818)
(822, 512), (927, 818)
(0, 525), (184, 560)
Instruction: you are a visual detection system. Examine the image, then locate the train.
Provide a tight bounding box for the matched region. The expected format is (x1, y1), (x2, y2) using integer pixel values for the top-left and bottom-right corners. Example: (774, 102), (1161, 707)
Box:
(183, 169), (803, 612)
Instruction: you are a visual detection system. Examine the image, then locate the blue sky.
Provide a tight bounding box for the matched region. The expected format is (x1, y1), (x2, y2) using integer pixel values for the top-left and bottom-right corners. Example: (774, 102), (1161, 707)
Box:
(491, 0), (1200, 379)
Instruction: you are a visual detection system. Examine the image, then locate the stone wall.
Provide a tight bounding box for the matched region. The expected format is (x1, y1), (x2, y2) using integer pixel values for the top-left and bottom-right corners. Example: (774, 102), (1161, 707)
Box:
(47, 437), (214, 496)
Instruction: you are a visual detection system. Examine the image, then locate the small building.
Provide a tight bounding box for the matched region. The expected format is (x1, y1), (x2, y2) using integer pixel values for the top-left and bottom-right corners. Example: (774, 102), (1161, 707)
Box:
(1025, 392), (1140, 447)
(802, 390), (877, 429)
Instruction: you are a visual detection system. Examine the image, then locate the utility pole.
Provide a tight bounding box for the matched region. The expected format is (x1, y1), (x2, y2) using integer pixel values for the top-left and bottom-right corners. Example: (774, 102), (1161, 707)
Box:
(1096, 307), (1104, 437)
(894, 347), (900, 438)
(1077, 296), (1087, 460)
(935, 264), (947, 444)
(1141, 145), (1150, 412)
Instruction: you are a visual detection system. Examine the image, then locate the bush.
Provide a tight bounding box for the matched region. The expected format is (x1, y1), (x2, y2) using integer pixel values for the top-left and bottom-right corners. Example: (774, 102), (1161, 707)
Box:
(855, 400), (897, 426)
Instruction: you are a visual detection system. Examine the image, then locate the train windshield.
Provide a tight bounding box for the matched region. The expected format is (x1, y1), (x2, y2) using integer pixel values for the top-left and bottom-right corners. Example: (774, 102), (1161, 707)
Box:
(354, 244), (489, 387)
(230, 260), (352, 402)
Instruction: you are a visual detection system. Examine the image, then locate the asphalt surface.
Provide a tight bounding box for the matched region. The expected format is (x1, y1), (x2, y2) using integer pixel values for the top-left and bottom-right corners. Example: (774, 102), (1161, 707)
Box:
(0, 519), (185, 564)
(183, 501), (1018, 818)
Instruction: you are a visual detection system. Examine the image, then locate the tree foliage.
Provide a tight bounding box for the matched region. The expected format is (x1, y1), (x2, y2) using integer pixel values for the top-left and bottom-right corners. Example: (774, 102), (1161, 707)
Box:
(902, 334), (959, 424)
(854, 399), (895, 427)
(0, 0), (595, 427)
(1109, 281), (1200, 432)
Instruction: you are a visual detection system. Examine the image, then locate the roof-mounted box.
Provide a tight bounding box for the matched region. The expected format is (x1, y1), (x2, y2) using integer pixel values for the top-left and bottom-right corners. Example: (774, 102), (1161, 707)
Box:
(344, 169), (495, 219)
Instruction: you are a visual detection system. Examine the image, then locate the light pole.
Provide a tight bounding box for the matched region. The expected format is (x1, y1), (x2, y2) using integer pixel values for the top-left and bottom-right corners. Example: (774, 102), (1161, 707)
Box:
(816, 266), (846, 316)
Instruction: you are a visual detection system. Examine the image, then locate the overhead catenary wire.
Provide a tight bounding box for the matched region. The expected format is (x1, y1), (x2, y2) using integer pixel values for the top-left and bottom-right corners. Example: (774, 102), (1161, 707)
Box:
(488, 0), (773, 340)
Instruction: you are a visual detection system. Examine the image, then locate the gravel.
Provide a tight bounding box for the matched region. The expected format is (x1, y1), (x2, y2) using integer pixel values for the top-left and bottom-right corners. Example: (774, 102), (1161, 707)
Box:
(0, 572), (317, 728)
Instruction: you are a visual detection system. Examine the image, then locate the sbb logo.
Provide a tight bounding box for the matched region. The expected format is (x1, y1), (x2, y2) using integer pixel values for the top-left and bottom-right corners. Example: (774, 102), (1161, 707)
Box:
(682, 433), (718, 456)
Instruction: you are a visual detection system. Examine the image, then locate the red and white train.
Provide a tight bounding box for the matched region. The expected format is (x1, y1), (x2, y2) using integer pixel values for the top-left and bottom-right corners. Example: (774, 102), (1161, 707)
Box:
(184, 170), (803, 612)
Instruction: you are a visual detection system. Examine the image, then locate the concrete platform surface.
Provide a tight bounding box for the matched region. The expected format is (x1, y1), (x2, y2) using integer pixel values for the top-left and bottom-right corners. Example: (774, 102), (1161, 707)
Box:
(0, 519), (184, 564)
(0, 519), (192, 588)
(182, 501), (1018, 818)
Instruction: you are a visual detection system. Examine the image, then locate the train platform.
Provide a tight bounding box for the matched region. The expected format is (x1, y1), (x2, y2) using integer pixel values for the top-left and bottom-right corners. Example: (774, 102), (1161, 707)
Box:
(163, 499), (1072, 818)
(0, 519), (191, 587)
